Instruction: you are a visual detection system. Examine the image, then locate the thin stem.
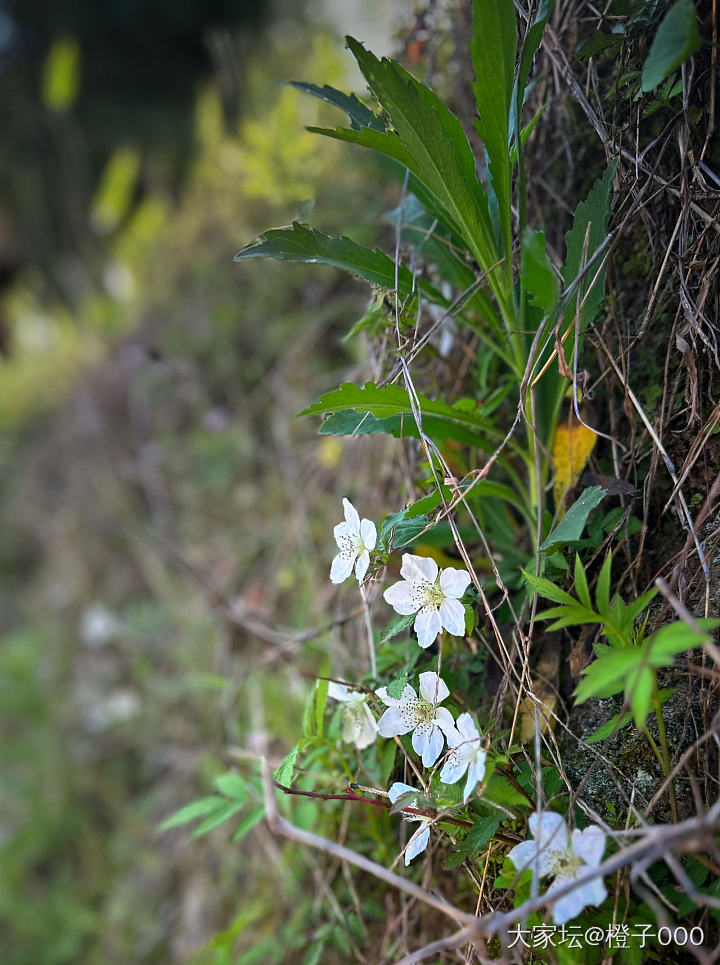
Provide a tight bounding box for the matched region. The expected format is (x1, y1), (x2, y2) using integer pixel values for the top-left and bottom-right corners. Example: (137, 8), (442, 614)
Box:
(359, 583), (377, 679)
(651, 680), (678, 821)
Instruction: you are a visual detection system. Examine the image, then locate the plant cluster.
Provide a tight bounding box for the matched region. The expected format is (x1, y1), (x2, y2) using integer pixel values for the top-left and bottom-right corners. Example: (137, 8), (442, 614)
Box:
(164, 1), (720, 960)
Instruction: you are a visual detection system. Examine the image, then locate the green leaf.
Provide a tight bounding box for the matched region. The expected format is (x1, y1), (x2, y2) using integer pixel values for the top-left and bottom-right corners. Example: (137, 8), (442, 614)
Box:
(378, 509), (429, 551)
(232, 805), (266, 842)
(234, 222), (443, 303)
(575, 648), (643, 703)
(586, 709), (633, 744)
(215, 773), (248, 802)
(562, 160), (618, 331)
(522, 569), (577, 606)
(595, 552), (612, 616)
(344, 37), (509, 310)
(382, 614), (415, 643)
(630, 665), (655, 727)
(192, 799), (245, 837)
(540, 486), (607, 550)
(512, 0), (554, 145)
(315, 678), (329, 739)
(318, 409), (492, 448)
(301, 382), (498, 443)
(274, 744), (299, 786)
(289, 81), (385, 131)
(387, 671), (408, 700)
(641, 0), (703, 92)
(468, 815), (501, 851)
(158, 796), (225, 832)
(541, 603), (599, 630)
(573, 554), (592, 610)
(521, 229), (558, 311)
(648, 618), (719, 665)
(471, 0), (517, 261)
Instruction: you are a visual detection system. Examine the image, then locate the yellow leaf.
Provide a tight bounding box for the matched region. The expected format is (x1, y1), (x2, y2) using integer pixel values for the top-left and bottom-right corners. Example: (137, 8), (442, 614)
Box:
(552, 410), (597, 514)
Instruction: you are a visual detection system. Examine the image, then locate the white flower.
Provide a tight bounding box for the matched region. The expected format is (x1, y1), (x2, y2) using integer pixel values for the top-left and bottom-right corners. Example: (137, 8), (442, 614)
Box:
(388, 781), (432, 865)
(439, 712), (487, 801)
(330, 498), (377, 584)
(507, 811), (607, 925)
(327, 682), (378, 749)
(383, 553), (471, 648)
(376, 671), (455, 767)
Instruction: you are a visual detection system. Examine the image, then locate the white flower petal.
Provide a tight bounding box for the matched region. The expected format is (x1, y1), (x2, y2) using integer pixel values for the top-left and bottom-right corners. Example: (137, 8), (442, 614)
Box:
(439, 566), (472, 598)
(405, 824), (430, 865)
(378, 706), (414, 737)
(327, 682), (352, 702)
(355, 550), (370, 582)
(579, 876), (608, 909)
(414, 723), (444, 767)
(388, 781), (417, 806)
(508, 840), (542, 877)
(414, 607), (442, 648)
(571, 825), (606, 868)
(330, 553), (355, 584)
(343, 497), (361, 534)
(440, 752), (468, 786)
(550, 882), (589, 926)
(456, 712), (480, 742)
(439, 597), (466, 637)
(383, 581), (418, 616)
(400, 553), (438, 584)
(353, 705), (379, 749)
(333, 521), (351, 545)
(529, 811), (569, 854)
(419, 671), (449, 704)
(463, 755), (486, 801)
(360, 518), (376, 550)
(434, 706), (456, 735)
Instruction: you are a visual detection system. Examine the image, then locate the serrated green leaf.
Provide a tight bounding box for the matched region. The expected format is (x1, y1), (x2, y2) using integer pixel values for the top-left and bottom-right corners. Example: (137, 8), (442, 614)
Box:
(215, 772), (247, 802)
(468, 815), (501, 851)
(562, 160), (617, 332)
(573, 554), (592, 609)
(575, 648), (643, 702)
(344, 36), (510, 314)
(382, 615), (415, 643)
(318, 409), (492, 448)
(522, 569), (576, 606)
(158, 795), (225, 832)
(648, 618), (719, 665)
(512, 0), (554, 146)
(232, 804), (266, 842)
(540, 486), (607, 550)
(542, 604), (600, 630)
(641, 0), (702, 92)
(235, 222), (443, 303)
(302, 381), (498, 445)
(521, 229), (558, 311)
(274, 744), (299, 787)
(386, 671), (409, 699)
(471, 0), (517, 262)
(192, 799), (245, 837)
(379, 509), (430, 551)
(290, 81), (385, 131)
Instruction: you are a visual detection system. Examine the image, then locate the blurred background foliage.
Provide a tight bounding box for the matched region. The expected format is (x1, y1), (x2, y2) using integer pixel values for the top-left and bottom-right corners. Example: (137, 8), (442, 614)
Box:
(0, 0), (409, 961)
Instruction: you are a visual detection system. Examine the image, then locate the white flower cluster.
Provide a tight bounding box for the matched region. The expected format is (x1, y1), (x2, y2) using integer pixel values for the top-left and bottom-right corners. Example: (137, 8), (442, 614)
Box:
(325, 499), (608, 919)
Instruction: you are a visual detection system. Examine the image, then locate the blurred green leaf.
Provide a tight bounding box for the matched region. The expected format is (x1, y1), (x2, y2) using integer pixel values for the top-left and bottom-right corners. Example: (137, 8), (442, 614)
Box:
(641, 0), (702, 91)
(158, 796), (225, 832)
(215, 773), (248, 802)
(522, 229), (558, 311)
(232, 805), (266, 843)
